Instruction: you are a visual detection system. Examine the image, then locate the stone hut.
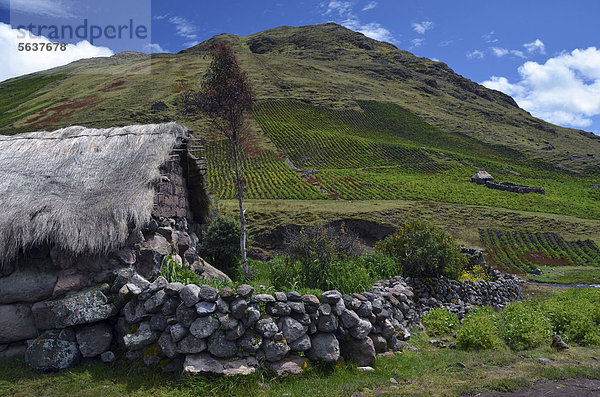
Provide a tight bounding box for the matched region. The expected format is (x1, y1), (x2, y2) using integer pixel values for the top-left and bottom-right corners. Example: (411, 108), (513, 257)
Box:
(0, 123), (210, 358)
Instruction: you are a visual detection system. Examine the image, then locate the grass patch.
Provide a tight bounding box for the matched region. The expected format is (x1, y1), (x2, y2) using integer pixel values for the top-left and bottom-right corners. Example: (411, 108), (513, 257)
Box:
(1, 339), (599, 397)
(526, 266), (600, 285)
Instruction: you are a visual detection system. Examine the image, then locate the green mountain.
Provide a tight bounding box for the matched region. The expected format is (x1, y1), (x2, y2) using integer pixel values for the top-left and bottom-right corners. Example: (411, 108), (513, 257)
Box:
(1, 23), (600, 222)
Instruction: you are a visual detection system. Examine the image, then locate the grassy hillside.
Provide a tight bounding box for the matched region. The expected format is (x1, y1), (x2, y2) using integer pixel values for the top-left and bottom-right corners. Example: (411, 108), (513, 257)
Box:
(1, 23), (599, 170)
(1, 23), (600, 254)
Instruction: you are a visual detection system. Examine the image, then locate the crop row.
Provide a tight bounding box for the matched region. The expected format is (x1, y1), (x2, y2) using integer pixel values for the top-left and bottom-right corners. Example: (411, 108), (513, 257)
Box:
(203, 140), (324, 200)
(479, 229), (600, 272)
(254, 100), (450, 173)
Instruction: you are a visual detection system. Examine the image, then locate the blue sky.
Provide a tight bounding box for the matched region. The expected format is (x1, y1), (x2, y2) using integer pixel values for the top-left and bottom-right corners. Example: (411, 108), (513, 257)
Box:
(1, 0), (600, 134)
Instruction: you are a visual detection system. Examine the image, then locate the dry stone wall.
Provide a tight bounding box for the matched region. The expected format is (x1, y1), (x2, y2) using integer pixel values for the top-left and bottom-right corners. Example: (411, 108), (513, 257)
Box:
(0, 215), (214, 363)
(1, 265), (524, 375)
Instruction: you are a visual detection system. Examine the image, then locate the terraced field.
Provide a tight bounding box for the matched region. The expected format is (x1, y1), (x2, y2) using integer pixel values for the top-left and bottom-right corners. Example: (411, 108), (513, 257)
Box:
(203, 99), (600, 219)
(480, 229), (600, 272)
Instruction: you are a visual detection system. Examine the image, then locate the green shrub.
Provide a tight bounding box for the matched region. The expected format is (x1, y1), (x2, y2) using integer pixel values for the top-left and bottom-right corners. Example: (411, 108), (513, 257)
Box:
(498, 302), (552, 351)
(283, 224), (362, 290)
(198, 213), (241, 276)
(375, 219), (467, 279)
(456, 307), (503, 350)
(325, 256), (374, 294)
(270, 252), (400, 294)
(160, 254), (234, 290)
(269, 255), (304, 291)
(422, 308), (459, 336)
(161, 254), (205, 285)
(361, 252), (402, 280)
(543, 289), (600, 346)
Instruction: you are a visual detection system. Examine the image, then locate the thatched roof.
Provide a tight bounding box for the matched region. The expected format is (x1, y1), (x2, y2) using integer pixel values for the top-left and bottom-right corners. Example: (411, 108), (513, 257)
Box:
(0, 122), (190, 267)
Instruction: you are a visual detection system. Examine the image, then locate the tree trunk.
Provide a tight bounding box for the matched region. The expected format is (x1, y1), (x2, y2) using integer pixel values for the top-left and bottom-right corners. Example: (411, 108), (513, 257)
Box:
(232, 140), (248, 276)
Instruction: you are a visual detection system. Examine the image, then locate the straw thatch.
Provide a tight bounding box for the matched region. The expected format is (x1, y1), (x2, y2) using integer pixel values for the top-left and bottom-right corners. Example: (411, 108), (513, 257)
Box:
(0, 122), (192, 268)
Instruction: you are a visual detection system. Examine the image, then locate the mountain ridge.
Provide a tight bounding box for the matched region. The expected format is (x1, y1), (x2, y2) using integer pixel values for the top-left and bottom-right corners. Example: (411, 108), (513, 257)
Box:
(0, 23), (599, 173)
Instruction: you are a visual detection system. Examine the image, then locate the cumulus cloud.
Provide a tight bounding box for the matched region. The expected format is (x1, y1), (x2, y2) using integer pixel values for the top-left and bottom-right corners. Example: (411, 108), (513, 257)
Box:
(343, 19), (394, 42)
(467, 50), (484, 59)
(412, 21), (433, 34)
(482, 47), (600, 129)
(321, 1), (395, 43)
(0, 23), (113, 82)
(168, 16), (197, 39)
(144, 43), (169, 53)
(523, 39), (545, 55)
(362, 1), (377, 11)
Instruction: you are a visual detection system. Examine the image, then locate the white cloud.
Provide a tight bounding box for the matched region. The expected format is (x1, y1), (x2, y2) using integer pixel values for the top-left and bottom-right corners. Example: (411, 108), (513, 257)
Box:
(467, 50), (484, 59)
(321, 1), (395, 43)
(168, 16), (197, 39)
(412, 21), (433, 35)
(511, 50), (526, 58)
(411, 38), (424, 48)
(523, 39), (545, 55)
(343, 19), (394, 42)
(483, 31), (498, 43)
(492, 47), (527, 59)
(1, 0), (76, 18)
(325, 1), (352, 16)
(0, 23), (113, 82)
(144, 43), (169, 53)
(482, 47), (600, 129)
(491, 47), (509, 57)
(361, 1), (377, 11)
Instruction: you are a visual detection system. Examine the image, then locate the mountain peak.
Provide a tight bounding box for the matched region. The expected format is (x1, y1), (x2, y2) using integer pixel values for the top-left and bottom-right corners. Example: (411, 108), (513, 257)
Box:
(179, 23), (397, 55)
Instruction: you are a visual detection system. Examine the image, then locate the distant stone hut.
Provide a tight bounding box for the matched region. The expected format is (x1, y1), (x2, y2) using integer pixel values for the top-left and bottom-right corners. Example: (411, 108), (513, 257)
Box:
(0, 123), (212, 355)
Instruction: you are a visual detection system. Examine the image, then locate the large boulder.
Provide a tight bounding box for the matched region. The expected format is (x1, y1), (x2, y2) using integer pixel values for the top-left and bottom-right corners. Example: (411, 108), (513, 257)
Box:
(183, 353), (223, 376)
(192, 258), (232, 283)
(306, 333), (340, 362)
(0, 342), (27, 361)
(471, 170), (494, 185)
(208, 330), (237, 358)
(26, 329), (80, 371)
(270, 357), (310, 377)
(0, 304), (38, 343)
(32, 287), (117, 330)
(137, 234), (170, 278)
(222, 357), (259, 377)
(75, 322), (112, 358)
(340, 337), (376, 366)
(0, 267), (57, 304)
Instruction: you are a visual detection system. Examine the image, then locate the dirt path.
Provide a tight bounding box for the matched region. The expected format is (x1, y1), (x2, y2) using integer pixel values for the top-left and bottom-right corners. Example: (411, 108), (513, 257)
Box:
(471, 378), (600, 396)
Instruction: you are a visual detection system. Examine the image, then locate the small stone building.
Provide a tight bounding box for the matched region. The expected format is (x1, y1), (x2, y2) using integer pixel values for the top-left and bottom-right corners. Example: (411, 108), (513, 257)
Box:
(0, 123), (210, 358)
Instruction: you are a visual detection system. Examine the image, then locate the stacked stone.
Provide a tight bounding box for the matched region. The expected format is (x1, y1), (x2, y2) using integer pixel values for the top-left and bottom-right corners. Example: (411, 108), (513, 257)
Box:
(12, 284), (118, 370)
(408, 273), (523, 321)
(113, 272), (417, 376)
(0, 215), (221, 364)
(2, 265), (524, 374)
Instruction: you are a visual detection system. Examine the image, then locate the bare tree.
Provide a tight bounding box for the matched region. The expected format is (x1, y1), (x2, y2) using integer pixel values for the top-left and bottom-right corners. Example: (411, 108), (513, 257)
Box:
(179, 41), (254, 276)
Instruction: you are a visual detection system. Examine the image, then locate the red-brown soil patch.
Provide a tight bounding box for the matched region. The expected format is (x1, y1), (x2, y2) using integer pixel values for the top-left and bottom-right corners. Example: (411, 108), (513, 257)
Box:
(131, 60), (166, 73)
(523, 252), (571, 266)
(304, 176), (322, 185)
(341, 176), (358, 183)
(25, 94), (100, 127)
(242, 136), (263, 157)
(98, 80), (125, 92)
